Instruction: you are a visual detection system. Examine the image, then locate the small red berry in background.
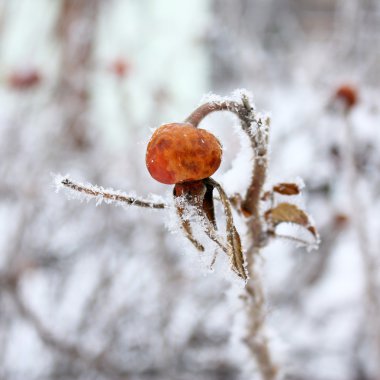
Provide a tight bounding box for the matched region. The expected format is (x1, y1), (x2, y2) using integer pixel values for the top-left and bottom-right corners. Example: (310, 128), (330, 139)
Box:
(334, 84), (358, 111)
(8, 67), (41, 90)
(109, 58), (131, 78)
(146, 123), (222, 185)
(333, 213), (349, 229)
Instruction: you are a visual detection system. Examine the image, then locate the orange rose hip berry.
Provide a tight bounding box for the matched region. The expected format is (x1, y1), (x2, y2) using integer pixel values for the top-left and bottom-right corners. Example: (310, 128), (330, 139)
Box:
(146, 123), (222, 185)
(335, 84), (358, 111)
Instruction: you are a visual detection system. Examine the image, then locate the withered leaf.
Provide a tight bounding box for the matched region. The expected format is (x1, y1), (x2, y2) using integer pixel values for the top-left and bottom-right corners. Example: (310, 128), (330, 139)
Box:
(226, 225), (247, 280)
(273, 182), (300, 196)
(265, 202), (317, 237)
(206, 178), (247, 280)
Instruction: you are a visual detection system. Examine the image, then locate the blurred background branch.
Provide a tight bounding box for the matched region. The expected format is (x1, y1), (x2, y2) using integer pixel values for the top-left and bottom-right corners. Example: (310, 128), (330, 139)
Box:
(0, 0), (379, 379)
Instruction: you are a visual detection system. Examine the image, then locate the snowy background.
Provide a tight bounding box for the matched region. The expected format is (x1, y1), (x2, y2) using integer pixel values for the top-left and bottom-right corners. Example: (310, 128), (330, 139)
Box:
(0, 1), (379, 379)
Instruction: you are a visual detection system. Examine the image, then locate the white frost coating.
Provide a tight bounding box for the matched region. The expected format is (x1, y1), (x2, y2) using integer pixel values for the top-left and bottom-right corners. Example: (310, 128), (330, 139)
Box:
(251, 112), (270, 147)
(164, 195), (182, 235)
(231, 88), (255, 105)
(199, 88), (255, 108)
(54, 174), (166, 209)
(165, 194), (245, 280)
(199, 92), (228, 105)
(293, 176), (306, 190)
(52, 172), (68, 193)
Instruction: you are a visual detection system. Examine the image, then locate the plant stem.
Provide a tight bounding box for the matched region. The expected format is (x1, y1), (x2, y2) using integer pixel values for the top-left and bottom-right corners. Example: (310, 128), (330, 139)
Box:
(244, 261), (278, 380)
(186, 96), (278, 379)
(242, 117), (278, 380)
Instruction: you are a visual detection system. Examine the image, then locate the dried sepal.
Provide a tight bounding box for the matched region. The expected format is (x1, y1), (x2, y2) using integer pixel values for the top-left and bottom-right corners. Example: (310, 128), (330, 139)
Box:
(200, 216), (228, 253)
(203, 183), (217, 229)
(264, 202), (317, 238)
(174, 182), (206, 252)
(173, 181), (231, 264)
(175, 203), (205, 252)
(206, 178), (247, 280)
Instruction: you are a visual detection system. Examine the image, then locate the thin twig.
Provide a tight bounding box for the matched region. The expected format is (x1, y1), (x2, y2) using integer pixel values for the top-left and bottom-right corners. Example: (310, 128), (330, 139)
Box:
(6, 282), (129, 380)
(343, 113), (380, 374)
(61, 178), (167, 209)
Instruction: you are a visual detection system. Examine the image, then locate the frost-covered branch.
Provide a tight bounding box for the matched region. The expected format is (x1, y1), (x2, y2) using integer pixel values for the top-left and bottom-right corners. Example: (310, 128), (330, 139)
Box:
(58, 176), (167, 209)
(238, 109), (278, 380)
(186, 93), (279, 379)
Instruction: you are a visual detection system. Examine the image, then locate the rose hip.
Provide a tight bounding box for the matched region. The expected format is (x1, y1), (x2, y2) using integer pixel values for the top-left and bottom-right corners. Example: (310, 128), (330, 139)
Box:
(146, 123), (222, 185)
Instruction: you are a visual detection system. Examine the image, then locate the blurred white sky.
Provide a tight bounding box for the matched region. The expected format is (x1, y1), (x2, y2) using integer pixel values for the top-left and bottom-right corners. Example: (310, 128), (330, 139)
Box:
(0, 0), (210, 146)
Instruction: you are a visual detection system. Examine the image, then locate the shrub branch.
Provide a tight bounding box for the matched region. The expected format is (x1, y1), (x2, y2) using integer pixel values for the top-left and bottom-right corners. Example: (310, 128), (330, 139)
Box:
(186, 94), (278, 380)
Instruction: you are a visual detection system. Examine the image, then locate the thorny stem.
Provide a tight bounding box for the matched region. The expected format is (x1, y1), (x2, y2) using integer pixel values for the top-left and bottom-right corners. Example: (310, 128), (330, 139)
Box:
(343, 113), (380, 375)
(186, 96), (278, 380)
(61, 178), (167, 209)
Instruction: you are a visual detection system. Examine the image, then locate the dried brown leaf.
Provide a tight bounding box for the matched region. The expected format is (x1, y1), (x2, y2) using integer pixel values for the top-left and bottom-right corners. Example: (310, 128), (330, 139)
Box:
(273, 183), (300, 195)
(265, 202), (317, 237)
(227, 225), (246, 280)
